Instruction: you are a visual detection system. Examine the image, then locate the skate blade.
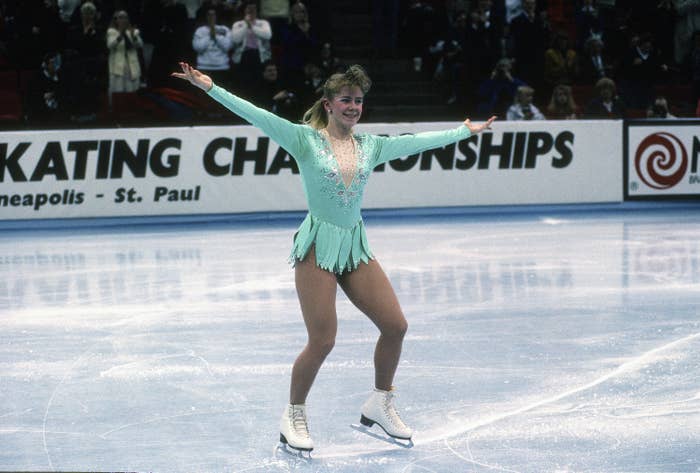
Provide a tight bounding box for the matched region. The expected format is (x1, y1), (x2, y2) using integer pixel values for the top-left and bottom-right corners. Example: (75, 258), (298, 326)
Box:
(274, 442), (313, 460)
(350, 423), (414, 448)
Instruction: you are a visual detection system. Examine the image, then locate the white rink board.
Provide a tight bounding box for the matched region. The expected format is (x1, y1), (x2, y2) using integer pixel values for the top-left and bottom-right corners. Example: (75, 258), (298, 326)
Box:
(361, 120), (622, 208)
(0, 120), (622, 221)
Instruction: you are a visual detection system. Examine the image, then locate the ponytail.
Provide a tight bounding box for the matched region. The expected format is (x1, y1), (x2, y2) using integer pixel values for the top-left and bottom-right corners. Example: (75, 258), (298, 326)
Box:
(302, 98), (328, 129)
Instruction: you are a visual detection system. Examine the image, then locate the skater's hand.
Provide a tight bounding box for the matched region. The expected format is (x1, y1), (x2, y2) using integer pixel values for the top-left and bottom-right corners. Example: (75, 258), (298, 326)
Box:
(171, 62), (213, 92)
(464, 115), (496, 134)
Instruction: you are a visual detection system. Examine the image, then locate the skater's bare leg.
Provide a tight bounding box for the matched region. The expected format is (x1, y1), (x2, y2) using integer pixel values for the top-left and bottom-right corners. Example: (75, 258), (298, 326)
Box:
(338, 259), (407, 390)
(290, 247), (338, 405)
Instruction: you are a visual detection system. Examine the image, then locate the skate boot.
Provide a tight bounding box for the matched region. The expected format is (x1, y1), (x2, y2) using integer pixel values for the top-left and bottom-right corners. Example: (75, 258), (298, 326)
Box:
(360, 388), (413, 440)
(279, 403), (314, 452)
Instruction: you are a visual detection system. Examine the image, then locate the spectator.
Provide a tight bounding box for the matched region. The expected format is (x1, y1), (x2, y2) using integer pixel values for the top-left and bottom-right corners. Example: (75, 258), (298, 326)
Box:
(574, 0), (602, 50)
(141, 0), (189, 88)
(231, 1), (272, 92)
(475, 57), (526, 118)
(465, 0), (504, 81)
(506, 85), (545, 120)
(299, 61), (323, 105)
(17, 0), (66, 68)
(583, 77), (626, 119)
(260, 0), (290, 44)
(280, 2), (318, 83)
(507, 0), (549, 89)
(400, 1), (439, 74)
(197, 0), (236, 26)
(429, 19), (463, 104)
(546, 84), (578, 119)
(543, 31), (578, 91)
(619, 32), (669, 107)
(192, 8), (232, 88)
(249, 60), (300, 120)
(673, 0), (700, 67)
(106, 9), (143, 104)
(318, 41), (342, 78)
(646, 96), (677, 118)
(27, 51), (68, 125)
(579, 34), (610, 85)
(65, 1), (106, 122)
(59, 0), (82, 23)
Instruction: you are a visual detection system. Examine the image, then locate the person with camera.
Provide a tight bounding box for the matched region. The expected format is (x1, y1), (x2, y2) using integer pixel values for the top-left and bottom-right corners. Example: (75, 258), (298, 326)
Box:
(476, 57), (526, 118)
(646, 96), (677, 119)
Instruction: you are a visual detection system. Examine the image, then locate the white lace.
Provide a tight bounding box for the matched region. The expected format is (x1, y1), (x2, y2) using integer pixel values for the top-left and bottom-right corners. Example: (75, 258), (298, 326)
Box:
(290, 406), (310, 439)
(382, 392), (408, 430)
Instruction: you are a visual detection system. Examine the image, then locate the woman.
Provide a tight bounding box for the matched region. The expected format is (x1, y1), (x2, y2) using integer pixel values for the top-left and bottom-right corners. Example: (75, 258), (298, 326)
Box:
(106, 9), (143, 104)
(546, 84), (578, 120)
(172, 62), (495, 453)
(192, 8), (232, 88)
(280, 1), (317, 80)
(230, 1), (271, 90)
(583, 77), (626, 119)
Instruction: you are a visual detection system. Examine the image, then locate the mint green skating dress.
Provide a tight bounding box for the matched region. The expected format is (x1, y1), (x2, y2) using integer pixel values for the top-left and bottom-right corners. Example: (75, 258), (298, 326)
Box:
(208, 84), (471, 274)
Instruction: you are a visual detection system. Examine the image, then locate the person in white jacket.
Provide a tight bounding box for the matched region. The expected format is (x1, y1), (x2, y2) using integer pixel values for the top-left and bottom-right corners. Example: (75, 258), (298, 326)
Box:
(106, 10), (144, 104)
(231, 1), (272, 90)
(192, 8), (233, 87)
(506, 85), (546, 121)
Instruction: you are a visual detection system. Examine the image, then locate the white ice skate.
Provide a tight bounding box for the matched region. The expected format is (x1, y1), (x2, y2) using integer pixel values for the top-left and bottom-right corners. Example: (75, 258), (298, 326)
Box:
(278, 403), (314, 455)
(352, 388), (414, 448)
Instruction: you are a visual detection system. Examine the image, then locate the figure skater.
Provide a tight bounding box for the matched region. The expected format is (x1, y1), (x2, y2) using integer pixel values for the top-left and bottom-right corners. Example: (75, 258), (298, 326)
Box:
(172, 62), (496, 452)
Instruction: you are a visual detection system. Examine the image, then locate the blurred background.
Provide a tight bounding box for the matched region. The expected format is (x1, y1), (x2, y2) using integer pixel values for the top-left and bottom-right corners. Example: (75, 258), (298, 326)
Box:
(0, 0), (698, 130)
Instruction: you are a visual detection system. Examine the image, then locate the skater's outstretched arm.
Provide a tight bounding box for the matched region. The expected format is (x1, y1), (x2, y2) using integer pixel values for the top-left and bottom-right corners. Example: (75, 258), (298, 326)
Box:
(370, 116), (496, 166)
(172, 62), (306, 158)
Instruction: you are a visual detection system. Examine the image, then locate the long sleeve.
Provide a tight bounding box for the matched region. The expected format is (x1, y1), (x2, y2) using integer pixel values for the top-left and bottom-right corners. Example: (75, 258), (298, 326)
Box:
(251, 19), (272, 40)
(216, 27), (232, 51)
(106, 28), (120, 50)
(192, 26), (210, 52)
(231, 21), (246, 44)
(206, 84), (306, 158)
(369, 125), (471, 166)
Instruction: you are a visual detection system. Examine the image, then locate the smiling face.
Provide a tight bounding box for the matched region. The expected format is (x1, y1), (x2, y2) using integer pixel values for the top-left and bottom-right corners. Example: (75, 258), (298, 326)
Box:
(325, 86), (364, 130)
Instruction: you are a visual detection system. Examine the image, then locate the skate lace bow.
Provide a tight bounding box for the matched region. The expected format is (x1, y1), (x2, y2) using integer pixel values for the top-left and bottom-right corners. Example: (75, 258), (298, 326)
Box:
(291, 407), (310, 438)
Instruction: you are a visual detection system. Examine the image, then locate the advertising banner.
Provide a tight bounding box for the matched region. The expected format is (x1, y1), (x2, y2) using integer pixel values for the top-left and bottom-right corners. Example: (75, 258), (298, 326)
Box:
(624, 119), (700, 200)
(0, 120), (622, 221)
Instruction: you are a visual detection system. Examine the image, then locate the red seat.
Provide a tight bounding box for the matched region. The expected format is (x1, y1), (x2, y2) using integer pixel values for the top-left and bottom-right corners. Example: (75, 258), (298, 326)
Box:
(111, 91), (169, 123)
(0, 89), (23, 123)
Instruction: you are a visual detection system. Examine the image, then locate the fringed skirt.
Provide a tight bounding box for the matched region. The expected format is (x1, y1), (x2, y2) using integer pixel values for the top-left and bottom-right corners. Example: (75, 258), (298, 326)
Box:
(289, 213), (374, 275)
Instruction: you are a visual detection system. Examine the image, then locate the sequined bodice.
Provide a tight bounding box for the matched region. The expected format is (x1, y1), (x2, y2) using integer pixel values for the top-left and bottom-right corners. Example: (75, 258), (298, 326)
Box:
(320, 129), (357, 188)
(299, 129), (371, 227)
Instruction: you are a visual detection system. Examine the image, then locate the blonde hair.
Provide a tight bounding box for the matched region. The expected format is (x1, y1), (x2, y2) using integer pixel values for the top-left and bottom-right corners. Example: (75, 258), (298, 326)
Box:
(547, 84), (577, 115)
(302, 64), (372, 129)
(514, 85), (535, 104)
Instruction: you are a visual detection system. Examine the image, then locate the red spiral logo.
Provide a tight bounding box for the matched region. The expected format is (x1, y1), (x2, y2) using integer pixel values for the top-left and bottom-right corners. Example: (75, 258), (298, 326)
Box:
(634, 132), (688, 190)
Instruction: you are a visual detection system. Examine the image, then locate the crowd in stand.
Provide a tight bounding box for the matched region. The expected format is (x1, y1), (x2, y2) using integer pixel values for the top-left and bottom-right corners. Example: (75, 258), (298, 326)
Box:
(402, 0), (700, 120)
(0, 0), (699, 128)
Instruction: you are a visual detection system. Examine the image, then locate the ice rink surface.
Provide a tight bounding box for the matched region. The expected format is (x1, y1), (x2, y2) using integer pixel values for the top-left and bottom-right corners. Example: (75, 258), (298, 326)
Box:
(1, 206), (699, 473)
